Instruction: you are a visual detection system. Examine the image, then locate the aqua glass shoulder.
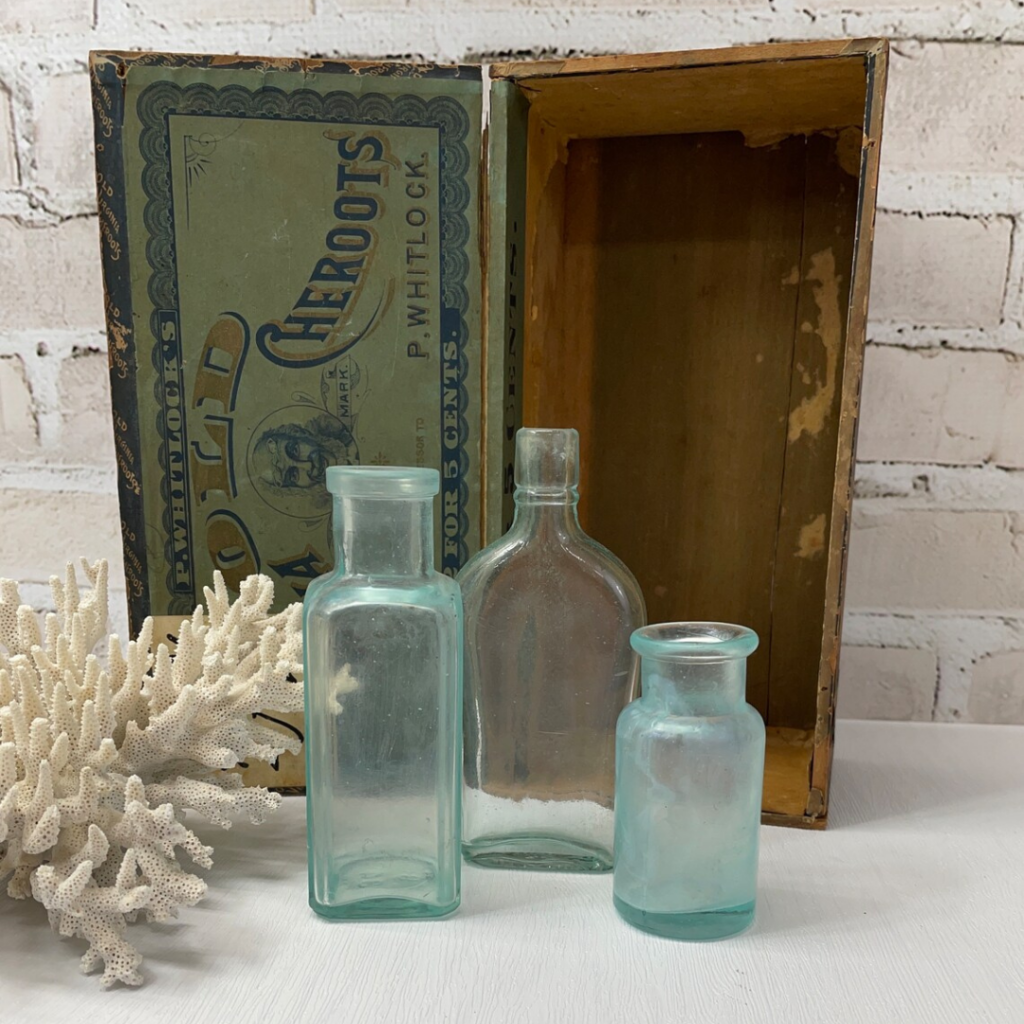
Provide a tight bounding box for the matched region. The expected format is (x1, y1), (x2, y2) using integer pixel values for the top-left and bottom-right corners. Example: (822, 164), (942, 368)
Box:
(614, 623), (765, 939)
(303, 466), (463, 919)
(460, 427), (646, 871)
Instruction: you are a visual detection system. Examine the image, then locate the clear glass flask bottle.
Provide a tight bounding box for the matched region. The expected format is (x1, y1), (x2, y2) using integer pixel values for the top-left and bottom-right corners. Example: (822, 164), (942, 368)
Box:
(460, 427), (646, 871)
(614, 623), (765, 939)
(304, 466), (463, 919)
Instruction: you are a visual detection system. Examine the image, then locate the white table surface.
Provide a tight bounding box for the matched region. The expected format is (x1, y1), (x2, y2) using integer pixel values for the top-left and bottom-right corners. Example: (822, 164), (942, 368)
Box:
(1, 720), (1022, 1024)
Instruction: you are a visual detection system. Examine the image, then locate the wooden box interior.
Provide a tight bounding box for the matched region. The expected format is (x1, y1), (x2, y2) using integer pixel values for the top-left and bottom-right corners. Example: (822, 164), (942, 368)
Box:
(502, 49), (879, 826)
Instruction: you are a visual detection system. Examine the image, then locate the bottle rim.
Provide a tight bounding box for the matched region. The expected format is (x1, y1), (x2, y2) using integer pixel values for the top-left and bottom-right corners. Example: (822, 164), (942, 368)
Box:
(518, 426), (579, 439)
(515, 426), (580, 492)
(630, 622), (759, 662)
(326, 465), (439, 499)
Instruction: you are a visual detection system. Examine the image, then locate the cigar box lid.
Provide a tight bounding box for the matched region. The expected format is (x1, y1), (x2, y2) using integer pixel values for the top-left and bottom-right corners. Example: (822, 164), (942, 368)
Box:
(91, 51), (484, 631)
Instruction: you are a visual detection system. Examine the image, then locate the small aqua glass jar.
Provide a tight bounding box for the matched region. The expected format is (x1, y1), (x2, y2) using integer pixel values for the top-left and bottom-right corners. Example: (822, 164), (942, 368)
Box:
(613, 623), (764, 940)
(303, 466), (463, 920)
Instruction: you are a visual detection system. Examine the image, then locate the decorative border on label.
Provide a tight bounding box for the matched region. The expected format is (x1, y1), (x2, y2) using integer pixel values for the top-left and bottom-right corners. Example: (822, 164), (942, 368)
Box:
(136, 81), (474, 609)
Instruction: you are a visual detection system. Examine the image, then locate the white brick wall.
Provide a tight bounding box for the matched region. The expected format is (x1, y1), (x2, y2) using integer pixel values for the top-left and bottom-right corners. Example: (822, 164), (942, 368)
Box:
(0, 0), (93, 36)
(0, 2), (1022, 722)
(0, 355), (35, 448)
(0, 87), (16, 187)
(836, 646), (937, 721)
(859, 347), (1024, 468)
(968, 650), (1024, 723)
(0, 489), (121, 583)
(869, 213), (1011, 328)
(34, 72), (94, 202)
(846, 509), (1024, 612)
(148, 0), (315, 24)
(883, 42), (1024, 175)
(0, 218), (104, 329)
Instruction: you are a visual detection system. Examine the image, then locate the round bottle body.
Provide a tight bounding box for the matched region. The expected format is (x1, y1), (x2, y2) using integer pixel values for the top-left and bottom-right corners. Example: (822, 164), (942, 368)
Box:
(613, 623), (765, 939)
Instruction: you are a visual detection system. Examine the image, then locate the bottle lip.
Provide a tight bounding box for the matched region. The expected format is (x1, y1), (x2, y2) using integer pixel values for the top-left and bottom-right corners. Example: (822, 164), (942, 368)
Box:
(326, 466), (439, 499)
(519, 427), (578, 440)
(515, 426), (580, 491)
(631, 622), (759, 662)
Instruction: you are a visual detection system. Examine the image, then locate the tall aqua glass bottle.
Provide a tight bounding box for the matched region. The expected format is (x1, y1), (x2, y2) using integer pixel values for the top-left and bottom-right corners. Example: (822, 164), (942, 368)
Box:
(304, 467), (463, 919)
(460, 427), (646, 872)
(614, 623), (764, 939)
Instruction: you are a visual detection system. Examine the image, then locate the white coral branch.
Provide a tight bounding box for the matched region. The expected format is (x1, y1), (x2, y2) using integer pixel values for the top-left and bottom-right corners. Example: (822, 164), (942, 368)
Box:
(0, 559), (304, 988)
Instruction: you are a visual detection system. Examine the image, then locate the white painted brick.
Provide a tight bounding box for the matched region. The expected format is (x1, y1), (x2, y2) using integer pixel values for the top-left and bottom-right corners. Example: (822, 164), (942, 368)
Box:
(846, 508), (1024, 612)
(0, 0), (93, 34)
(34, 72), (94, 198)
(58, 350), (115, 465)
(869, 212), (1011, 329)
(0, 489), (121, 584)
(0, 354), (37, 454)
(0, 87), (17, 189)
(837, 645), (937, 721)
(843, 610), (1024, 722)
(0, 217), (104, 330)
(335, 0), (762, 6)
(855, 462), (1024, 512)
(133, 0), (313, 24)
(858, 347), (1024, 468)
(884, 42), (1024, 175)
(967, 650), (1024, 724)
(806, 0), (961, 6)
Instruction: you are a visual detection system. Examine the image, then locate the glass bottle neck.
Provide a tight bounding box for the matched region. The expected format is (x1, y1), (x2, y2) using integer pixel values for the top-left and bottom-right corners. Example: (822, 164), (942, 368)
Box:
(333, 495), (432, 578)
(641, 658), (747, 715)
(510, 487), (584, 539)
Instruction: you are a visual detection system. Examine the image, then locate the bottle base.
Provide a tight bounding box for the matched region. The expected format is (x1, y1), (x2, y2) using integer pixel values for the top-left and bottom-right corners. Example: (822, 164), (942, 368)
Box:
(310, 895), (460, 921)
(310, 854), (458, 920)
(462, 836), (613, 873)
(613, 895), (755, 940)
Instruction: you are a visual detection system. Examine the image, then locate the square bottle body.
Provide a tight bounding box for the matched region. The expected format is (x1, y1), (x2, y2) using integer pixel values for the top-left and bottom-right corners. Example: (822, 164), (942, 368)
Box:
(305, 579), (463, 919)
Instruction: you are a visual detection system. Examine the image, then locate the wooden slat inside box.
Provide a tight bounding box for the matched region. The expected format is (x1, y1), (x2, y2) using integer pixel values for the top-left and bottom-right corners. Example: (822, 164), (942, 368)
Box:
(491, 40), (888, 828)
